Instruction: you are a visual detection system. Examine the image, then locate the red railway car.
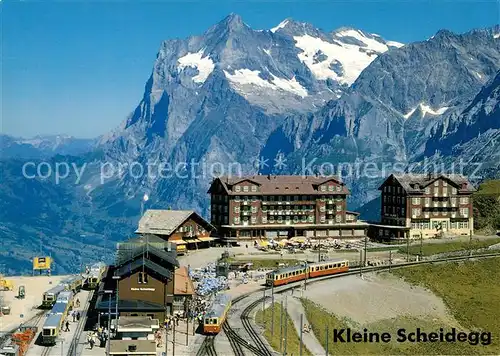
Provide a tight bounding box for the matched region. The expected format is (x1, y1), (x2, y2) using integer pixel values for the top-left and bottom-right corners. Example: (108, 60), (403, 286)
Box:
(203, 293), (232, 334)
(266, 259), (349, 287)
(308, 259), (349, 278)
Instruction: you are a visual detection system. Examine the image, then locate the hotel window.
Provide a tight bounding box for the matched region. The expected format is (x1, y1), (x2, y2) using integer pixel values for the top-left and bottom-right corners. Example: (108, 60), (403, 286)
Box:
(251, 217), (256, 224)
(277, 217), (283, 223)
(320, 215), (326, 222)
(336, 215), (342, 222)
(443, 181), (448, 187)
(425, 197), (430, 205)
(434, 180), (439, 187)
(262, 217), (267, 223)
(452, 188), (457, 195)
(328, 185), (334, 192)
(402, 208), (405, 215)
(243, 185), (249, 192)
(278, 195), (282, 201)
(336, 205), (342, 212)
(235, 186), (241, 192)
(234, 217), (240, 224)
(461, 208), (469, 217)
(321, 185), (326, 192)
(308, 215), (314, 223)
(320, 206), (326, 212)
(336, 186), (341, 192)
(138, 272), (148, 284)
(460, 197), (469, 204)
(251, 185), (257, 192)
(412, 208), (420, 217)
(425, 187), (430, 194)
(301, 216), (307, 222)
(294, 195), (299, 201)
(234, 196), (240, 202)
(234, 207), (240, 213)
(412, 197), (421, 205)
(251, 206), (257, 213)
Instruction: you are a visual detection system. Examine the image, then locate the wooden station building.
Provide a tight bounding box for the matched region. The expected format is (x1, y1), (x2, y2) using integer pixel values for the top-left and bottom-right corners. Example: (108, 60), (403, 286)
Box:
(136, 209), (216, 254)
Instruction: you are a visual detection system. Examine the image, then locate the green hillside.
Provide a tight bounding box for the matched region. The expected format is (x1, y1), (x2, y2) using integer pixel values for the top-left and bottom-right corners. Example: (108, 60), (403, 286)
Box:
(473, 180), (500, 232)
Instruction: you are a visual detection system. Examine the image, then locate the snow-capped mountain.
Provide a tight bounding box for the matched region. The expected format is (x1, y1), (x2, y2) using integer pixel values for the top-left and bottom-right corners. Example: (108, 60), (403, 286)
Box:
(96, 14), (404, 211)
(260, 25), (500, 206)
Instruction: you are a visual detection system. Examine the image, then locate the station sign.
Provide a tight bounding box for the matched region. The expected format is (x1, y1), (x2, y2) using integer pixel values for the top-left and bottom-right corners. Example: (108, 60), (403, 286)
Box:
(33, 256), (52, 270)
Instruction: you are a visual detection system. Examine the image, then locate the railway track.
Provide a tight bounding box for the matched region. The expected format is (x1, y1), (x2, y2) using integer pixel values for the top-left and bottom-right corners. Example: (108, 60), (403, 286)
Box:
(229, 251), (500, 355)
(66, 289), (95, 356)
(196, 335), (217, 356)
(196, 251), (500, 356)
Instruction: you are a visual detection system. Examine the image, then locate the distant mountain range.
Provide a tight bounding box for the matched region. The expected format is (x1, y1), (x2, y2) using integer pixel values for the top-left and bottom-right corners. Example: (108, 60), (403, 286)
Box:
(0, 134), (96, 159)
(1, 14), (499, 274)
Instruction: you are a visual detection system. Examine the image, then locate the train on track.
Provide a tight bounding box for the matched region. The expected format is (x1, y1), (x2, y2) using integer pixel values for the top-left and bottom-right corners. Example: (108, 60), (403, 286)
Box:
(266, 258), (349, 287)
(41, 275), (83, 308)
(203, 293), (232, 334)
(41, 290), (75, 345)
(85, 262), (106, 289)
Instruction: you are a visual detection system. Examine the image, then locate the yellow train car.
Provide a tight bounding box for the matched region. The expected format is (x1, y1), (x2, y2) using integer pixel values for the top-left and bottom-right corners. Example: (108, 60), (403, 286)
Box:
(203, 293), (232, 334)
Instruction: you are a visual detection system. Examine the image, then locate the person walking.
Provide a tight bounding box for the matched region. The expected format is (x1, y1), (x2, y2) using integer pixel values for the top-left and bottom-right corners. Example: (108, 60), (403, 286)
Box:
(65, 320), (70, 332)
(72, 311), (76, 322)
(76, 311), (81, 321)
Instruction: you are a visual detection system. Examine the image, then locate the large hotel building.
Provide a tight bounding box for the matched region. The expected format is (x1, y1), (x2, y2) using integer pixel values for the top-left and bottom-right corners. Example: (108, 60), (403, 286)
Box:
(375, 174), (475, 239)
(208, 175), (368, 240)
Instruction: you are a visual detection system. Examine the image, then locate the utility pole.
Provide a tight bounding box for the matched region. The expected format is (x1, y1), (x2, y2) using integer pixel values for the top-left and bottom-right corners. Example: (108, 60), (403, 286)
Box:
(389, 250), (392, 272)
(299, 314), (303, 356)
(359, 248), (363, 276)
(173, 322), (176, 356)
(420, 232), (423, 261)
(186, 303), (189, 346)
(271, 282), (275, 337)
(326, 325), (329, 356)
(406, 232), (410, 262)
(106, 292), (111, 356)
(364, 236), (368, 267)
(280, 300), (284, 353)
(469, 230), (473, 258)
(284, 295), (288, 356)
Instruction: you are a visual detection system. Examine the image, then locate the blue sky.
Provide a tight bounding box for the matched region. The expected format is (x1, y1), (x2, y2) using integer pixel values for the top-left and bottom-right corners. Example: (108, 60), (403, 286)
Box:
(2, 1), (498, 138)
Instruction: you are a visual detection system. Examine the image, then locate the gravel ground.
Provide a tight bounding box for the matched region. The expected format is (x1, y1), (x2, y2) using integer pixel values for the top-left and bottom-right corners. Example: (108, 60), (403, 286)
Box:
(0, 275), (68, 332)
(303, 272), (459, 326)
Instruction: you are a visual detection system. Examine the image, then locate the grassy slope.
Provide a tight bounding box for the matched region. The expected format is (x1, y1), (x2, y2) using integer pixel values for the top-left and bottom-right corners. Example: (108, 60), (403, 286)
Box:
(255, 303), (313, 356)
(301, 257), (500, 354)
(398, 237), (500, 256)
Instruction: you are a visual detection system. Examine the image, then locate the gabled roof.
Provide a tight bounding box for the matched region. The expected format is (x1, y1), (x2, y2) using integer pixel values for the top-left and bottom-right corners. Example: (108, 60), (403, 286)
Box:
(379, 174), (475, 193)
(115, 258), (173, 281)
(209, 175), (348, 195)
(135, 209), (214, 235)
(116, 243), (179, 269)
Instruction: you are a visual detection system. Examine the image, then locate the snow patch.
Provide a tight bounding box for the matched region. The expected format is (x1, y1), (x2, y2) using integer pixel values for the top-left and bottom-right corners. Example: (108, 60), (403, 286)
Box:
(270, 20), (289, 33)
(386, 40), (404, 48)
(420, 104), (449, 117)
(336, 29), (389, 53)
(223, 69), (308, 97)
(403, 103), (449, 119)
(177, 50), (215, 83)
(294, 34), (388, 84)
